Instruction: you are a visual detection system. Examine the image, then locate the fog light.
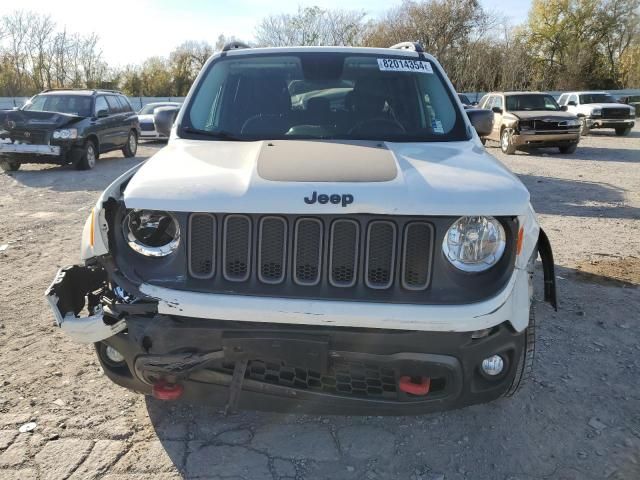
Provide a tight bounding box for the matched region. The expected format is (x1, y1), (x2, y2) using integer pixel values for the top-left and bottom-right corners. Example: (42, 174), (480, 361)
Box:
(105, 345), (125, 364)
(481, 355), (504, 376)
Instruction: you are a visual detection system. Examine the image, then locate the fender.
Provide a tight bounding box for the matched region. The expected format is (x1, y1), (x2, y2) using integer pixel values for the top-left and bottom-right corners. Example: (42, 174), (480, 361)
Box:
(538, 229), (558, 311)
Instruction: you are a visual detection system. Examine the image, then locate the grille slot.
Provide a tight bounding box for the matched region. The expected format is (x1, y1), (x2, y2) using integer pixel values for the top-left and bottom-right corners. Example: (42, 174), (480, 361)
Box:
(223, 215), (252, 282)
(365, 221), (397, 289)
(258, 216), (287, 284)
(188, 214), (216, 279)
(293, 218), (323, 286)
(402, 222), (434, 290)
(329, 219), (359, 287)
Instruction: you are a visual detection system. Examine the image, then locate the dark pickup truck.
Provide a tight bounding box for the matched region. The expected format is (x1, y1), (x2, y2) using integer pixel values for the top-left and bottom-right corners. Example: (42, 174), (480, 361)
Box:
(0, 89), (140, 171)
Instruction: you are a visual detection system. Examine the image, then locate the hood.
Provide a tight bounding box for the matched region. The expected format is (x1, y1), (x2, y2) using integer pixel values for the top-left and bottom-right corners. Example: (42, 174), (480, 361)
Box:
(0, 110), (83, 132)
(510, 110), (577, 121)
(123, 138), (531, 216)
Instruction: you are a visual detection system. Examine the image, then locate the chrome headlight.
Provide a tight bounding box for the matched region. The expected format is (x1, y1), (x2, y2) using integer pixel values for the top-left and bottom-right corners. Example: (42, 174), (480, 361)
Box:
(630, 107), (636, 117)
(122, 210), (180, 257)
(52, 128), (78, 139)
(443, 216), (506, 272)
(590, 107), (602, 117)
(566, 119), (581, 127)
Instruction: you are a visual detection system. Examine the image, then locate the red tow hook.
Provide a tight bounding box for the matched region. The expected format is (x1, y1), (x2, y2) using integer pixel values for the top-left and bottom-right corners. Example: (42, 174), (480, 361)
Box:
(152, 380), (184, 401)
(399, 376), (431, 396)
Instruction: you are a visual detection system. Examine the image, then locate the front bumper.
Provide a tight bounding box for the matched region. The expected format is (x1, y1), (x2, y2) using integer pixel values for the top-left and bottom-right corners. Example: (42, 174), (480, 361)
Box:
(0, 141), (78, 164)
(512, 131), (580, 147)
(585, 118), (634, 129)
(97, 315), (525, 415)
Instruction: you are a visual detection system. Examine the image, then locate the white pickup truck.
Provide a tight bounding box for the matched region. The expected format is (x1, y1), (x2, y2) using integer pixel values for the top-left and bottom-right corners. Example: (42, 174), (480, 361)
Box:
(46, 42), (556, 415)
(558, 91), (635, 136)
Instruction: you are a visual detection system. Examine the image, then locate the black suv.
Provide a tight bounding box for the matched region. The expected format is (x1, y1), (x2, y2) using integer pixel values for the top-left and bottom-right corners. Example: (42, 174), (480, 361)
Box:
(0, 89), (140, 171)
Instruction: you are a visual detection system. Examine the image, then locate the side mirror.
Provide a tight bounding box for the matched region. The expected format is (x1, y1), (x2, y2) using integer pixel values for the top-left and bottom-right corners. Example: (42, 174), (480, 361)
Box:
(567, 101), (576, 106)
(153, 106), (180, 138)
(96, 109), (109, 118)
(560, 105), (568, 111)
(491, 106), (503, 114)
(471, 101), (478, 106)
(466, 108), (494, 138)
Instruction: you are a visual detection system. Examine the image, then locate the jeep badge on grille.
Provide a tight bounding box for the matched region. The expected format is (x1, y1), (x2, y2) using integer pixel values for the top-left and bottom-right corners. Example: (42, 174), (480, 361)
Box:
(304, 191), (354, 207)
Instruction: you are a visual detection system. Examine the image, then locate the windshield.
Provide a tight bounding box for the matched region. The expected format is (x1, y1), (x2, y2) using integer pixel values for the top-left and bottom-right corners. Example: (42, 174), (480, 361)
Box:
(183, 52), (467, 142)
(139, 103), (179, 115)
(505, 94), (560, 112)
(23, 94), (92, 117)
(579, 93), (616, 104)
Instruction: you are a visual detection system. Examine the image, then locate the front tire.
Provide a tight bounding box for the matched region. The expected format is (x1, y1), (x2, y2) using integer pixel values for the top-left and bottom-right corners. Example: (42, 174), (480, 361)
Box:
(559, 143), (578, 154)
(615, 127), (631, 136)
(0, 160), (21, 172)
(504, 306), (536, 397)
(500, 129), (517, 155)
(75, 140), (98, 170)
(122, 130), (138, 158)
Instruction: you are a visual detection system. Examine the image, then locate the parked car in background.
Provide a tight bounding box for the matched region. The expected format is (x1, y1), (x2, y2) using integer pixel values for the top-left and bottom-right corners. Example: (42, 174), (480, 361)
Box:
(557, 91), (635, 136)
(0, 89), (139, 171)
(137, 102), (181, 140)
(47, 42), (556, 415)
(477, 92), (581, 154)
(457, 93), (475, 108)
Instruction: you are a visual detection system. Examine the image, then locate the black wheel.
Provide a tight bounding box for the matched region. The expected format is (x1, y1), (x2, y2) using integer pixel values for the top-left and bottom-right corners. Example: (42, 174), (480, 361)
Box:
(500, 128), (516, 155)
(579, 118), (589, 136)
(0, 160), (21, 172)
(122, 130), (138, 157)
(615, 127), (631, 136)
(75, 140), (98, 170)
(504, 305), (536, 397)
(559, 143), (578, 154)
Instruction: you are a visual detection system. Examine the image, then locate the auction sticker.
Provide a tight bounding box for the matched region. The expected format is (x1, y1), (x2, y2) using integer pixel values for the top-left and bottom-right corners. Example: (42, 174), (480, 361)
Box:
(378, 58), (433, 74)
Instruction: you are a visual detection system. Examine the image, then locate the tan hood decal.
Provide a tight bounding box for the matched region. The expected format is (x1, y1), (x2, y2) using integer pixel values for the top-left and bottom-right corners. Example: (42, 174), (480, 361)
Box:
(257, 140), (398, 182)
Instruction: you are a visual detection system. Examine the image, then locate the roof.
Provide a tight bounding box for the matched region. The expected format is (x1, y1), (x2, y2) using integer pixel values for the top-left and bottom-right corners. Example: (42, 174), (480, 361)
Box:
(225, 45), (435, 62)
(39, 89), (124, 96)
(487, 91), (545, 96)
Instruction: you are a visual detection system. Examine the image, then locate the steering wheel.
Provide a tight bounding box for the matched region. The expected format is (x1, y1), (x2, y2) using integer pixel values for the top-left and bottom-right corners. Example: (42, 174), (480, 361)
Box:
(348, 118), (406, 136)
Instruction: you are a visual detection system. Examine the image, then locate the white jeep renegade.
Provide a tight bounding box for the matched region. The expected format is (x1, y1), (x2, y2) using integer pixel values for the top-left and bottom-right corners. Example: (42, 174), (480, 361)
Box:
(47, 42), (557, 414)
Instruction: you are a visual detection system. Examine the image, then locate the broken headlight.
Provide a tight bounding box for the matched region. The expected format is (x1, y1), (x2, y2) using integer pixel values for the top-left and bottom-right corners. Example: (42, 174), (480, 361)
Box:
(442, 216), (506, 272)
(122, 210), (180, 257)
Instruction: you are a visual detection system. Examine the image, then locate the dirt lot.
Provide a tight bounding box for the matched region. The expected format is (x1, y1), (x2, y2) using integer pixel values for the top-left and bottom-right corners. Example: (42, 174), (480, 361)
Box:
(0, 127), (639, 480)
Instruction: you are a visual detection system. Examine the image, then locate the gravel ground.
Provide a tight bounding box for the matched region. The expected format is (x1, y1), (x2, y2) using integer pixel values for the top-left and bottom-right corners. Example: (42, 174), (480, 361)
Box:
(0, 128), (638, 480)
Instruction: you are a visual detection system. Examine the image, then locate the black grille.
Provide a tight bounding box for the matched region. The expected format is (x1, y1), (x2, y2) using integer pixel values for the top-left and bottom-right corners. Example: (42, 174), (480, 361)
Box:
(140, 122), (155, 131)
(223, 215), (251, 281)
(188, 214), (216, 278)
(532, 120), (574, 132)
(188, 214), (435, 294)
(213, 359), (399, 400)
(602, 107), (630, 119)
(329, 220), (359, 287)
(11, 128), (49, 145)
(365, 221), (396, 289)
(294, 219), (323, 285)
(402, 222), (433, 290)
(258, 217), (287, 284)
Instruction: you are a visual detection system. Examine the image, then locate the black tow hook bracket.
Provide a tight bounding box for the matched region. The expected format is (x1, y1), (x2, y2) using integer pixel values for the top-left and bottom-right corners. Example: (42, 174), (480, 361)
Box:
(134, 350), (224, 383)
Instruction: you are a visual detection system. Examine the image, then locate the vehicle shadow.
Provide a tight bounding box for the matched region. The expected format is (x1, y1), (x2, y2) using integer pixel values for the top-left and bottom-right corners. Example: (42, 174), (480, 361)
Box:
(141, 260), (638, 478)
(486, 143), (639, 163)
(2, 147), (161, 193)
(518, 174), (639, 220)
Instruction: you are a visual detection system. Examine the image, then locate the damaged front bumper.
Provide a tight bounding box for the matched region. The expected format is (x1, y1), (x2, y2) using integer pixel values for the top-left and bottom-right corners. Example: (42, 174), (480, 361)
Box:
(45, 265), (128, 343)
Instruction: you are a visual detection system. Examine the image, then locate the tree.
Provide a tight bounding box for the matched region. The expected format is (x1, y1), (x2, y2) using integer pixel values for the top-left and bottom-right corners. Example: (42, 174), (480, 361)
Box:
(255, 6), (367, 47)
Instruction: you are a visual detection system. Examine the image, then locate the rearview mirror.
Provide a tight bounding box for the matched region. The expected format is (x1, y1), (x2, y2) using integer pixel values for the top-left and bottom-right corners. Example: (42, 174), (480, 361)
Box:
(153, 106), (180, 138)
(466, 108), (494, 138)
(491, 106), (503, 115)
(96, 109), (109, 118)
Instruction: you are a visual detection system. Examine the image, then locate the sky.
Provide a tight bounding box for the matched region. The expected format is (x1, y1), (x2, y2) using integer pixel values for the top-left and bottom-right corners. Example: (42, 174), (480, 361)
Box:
(0, 0), (532, 66)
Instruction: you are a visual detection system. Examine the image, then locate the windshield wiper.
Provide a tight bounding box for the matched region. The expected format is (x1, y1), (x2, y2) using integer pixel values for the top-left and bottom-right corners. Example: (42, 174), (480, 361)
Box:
(182, 126), (247, 141)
